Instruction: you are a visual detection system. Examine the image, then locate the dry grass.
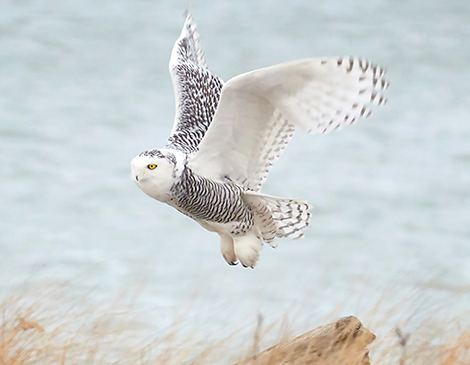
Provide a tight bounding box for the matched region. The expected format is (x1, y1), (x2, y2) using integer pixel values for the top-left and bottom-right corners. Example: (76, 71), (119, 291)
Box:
(365, 280), (470, 365)
(1, 282), (469, 365)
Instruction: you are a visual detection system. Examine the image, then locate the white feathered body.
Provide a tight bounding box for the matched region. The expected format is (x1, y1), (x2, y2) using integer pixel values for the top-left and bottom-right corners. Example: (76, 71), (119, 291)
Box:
(131, 13), (388, 268)
(132, 148), (310, 267)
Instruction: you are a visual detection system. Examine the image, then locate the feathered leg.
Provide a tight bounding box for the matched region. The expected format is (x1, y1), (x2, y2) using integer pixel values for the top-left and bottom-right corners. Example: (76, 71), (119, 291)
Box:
(233, 231), (263, 268)
(219, 234), (238, 266)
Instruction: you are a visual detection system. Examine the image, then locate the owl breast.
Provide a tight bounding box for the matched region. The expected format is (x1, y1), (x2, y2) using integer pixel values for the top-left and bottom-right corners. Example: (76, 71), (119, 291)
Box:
(169, 166), (254, 232)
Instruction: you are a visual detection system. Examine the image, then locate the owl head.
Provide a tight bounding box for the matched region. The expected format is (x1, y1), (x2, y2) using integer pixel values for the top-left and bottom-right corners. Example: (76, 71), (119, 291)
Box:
(131, 148), (186, 203)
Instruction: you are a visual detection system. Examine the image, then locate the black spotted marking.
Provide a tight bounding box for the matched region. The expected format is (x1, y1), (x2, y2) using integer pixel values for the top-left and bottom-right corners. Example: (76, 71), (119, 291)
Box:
(166, 152), (177, 166)
(359, 59), (369, 72)
(346, 57), (354, 72)
(139, 149), (177, 165)
(166, 61), (223, 154)
(139, 149), (165, 158)
(248, 115), (295, 192)
(167, 16), (224, 154)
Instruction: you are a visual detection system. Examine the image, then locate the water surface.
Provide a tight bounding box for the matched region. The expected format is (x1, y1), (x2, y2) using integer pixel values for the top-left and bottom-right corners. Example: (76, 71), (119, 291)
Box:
(1, 0), (469, 343)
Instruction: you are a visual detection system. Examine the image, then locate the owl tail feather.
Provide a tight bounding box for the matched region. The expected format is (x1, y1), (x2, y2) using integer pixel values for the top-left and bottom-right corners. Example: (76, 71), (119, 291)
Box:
(243, 191), (312, 245)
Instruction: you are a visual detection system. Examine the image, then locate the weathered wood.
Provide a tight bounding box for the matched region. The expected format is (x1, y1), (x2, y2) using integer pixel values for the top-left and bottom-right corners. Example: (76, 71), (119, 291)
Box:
(236, 316), (375, 365)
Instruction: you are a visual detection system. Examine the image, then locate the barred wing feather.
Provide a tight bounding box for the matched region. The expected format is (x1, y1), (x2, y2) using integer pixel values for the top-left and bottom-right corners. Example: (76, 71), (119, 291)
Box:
(166, 13), (224, 153)
(189, 57), (388, 191)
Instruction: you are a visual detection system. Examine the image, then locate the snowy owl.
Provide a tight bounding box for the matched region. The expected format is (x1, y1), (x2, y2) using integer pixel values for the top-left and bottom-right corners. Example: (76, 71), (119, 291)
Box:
(131, 12), (388, 268)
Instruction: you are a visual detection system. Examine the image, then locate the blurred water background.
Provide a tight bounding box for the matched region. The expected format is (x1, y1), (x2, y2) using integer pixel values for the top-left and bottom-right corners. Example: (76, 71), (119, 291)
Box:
(1, 0), (469, 343)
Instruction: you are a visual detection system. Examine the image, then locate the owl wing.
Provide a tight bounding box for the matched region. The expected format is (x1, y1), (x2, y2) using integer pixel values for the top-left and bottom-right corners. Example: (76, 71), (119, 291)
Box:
(188, 57), (389, 191)
(166, 12), (224, 153)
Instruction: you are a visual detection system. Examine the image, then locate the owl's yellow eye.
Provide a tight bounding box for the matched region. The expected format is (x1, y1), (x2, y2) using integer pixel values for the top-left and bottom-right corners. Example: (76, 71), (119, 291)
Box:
(147, 164), (157, 170)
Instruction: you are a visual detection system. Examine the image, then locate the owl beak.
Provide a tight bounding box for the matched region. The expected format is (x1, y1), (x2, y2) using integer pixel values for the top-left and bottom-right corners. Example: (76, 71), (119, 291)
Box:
(135, 175), (139, 182)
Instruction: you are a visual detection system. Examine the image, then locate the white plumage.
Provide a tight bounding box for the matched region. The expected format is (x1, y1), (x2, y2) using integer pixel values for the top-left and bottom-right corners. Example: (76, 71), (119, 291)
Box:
(131, 12), (388, 268)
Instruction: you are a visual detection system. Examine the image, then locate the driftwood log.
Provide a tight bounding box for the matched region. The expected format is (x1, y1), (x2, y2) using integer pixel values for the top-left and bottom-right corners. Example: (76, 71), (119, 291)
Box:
(236, 316), (375, 365)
